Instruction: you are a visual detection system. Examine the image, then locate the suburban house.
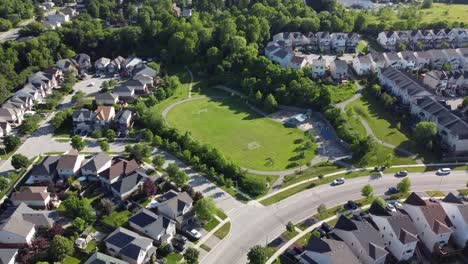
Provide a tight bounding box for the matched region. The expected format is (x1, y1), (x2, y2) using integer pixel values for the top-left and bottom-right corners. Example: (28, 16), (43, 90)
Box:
(317, 32), (332, 52)
(0, 203), (58, 246)
(329, 59), (348, 81)
(113, 85), (136, 100)
(47, 11), (70, 24)
(415, 51), (433, 70)
(132, 64), (157, 80)
(111, 170), (149, 201)
(108, 56), (126, 73)
(371, 52), (386, 73)
(331, 32), (347, 53)
(98, 158), (140, 186)
(56, 58), (78, 73)
(368, 202), (419, 261)
(0, 121), (11, 137)
(95, 57), (111, 72)
(423, 70), (450, 94)
(430, 49), (449, 69)
(378, 29), (468, 50)
(378, 68), (433, 104)
(410, 96), (468, 153)
(10, 186), (51, 209)
(61, 7), (78, 18)
(122, 57), (143, 75)
(403, 193), (454, 252)
(56, 149), (85, 179)
(334, 215), (389, 264)
(456, 48), (468, 69)
(95, 92), (119, 105)
(156, 190), (194, 229)
(0, 106), (23, 125)
(0, 248), (18, 264)
(443, 49), (462, 69)
(75, 53), (92, 72)
(17, 84), (43, 102)
(377, 31), (399, 50)
(84, 252), (129, 264)
(270, 48), (293, 67)
(312, 57), (327, 78)
(120, 80), (148, 96)
(298, 235), (360, 264)
(352, 54), (374, 76)
(28, 155), (60, 183)
(104, 227), (156, 264)
(73, 108), (95, 133)
(81, 152), (113, 176)
(398, 51), (417, 70)
(440, 193), (468, 249)
(384, 52), (402, 69)
(289, 56), (308, 69)
(128, 208), (176, 243)
(115, 109), (134, 134)
(94, 106), (116, 130)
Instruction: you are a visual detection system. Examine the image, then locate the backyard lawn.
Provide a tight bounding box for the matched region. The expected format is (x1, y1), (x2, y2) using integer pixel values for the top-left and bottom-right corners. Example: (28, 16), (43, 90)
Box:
(166, 253), (184, 264)
(166, 97), (315, 171)
(102, 210), (131, 228)
(62, 256), (80, 264)
(419, 4), (468, 24)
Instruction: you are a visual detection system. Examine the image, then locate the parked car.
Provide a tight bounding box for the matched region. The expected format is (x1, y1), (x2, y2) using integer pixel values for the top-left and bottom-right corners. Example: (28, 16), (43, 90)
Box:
(392, 201), (403, 208)
(386, 203), (396, 212)
(321, 222), (333, 233)
(174, 235), (187, 243)
(186, 229), (202, 240)
(314, 228), (326, 238)
(345, 200), (358, 210)
(386, 187), (398, 195)
(173, 240), (187, 252)
(437, 168), (451, 175)
(395, 170), (408, 177)
(332, 178), (345, 186)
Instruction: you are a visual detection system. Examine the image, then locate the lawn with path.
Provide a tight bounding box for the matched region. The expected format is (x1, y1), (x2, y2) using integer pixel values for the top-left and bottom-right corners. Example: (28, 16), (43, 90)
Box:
(166, 97), (315, 171)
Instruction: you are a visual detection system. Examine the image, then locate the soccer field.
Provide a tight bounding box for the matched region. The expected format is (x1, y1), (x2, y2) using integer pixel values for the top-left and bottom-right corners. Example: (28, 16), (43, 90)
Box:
(166, 97), (316, 171)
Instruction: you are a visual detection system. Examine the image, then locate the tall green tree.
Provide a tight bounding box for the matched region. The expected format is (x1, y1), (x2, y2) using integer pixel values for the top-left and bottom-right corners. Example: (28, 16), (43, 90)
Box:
(70, 135), (85, 151)
(247, 245), (267, 264)
(194, 197), (217, 222)
(397, 178), (411, 194)
(49, 236), (74, 262)
(184, 248), (200, 264)
(11, 154), (30, 170)
(414, 122), (437, 147)
(361, 184), (373, 199)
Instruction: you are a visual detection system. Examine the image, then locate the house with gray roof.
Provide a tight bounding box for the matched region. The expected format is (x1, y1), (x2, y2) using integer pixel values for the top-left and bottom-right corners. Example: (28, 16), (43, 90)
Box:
(81, 152), (113, 176)
(75, 53), (92, 72)
(0, 107), (23, 125)
(111, 170), (148, 201)
(369, 202), (419, 261)
(95, 92), (119, 105)
(456, 48), (468, 70)
(0, 203), (58, 246)
(56, 58), (78, 73)
(129, 208), (176, 243)
(403, 193), (454, 253)
(429, 49), (449, 69)
(104, 227), (156, 264)
(334, 215), (389, 264)
(56, 149), (85, 179)
(115, 109), (134, 134)
(108, 56), (125, 73)
(330, 59), (348, 81)
(379, 68), (433, 104)
(299, 235), (360, 264)
(352, 54), (374, 76)
(398, 51), (417, 70)
(0, 248), (18, 264)
(73, 108), (95, 133)
(95, 57), (111, 72)
(99, 158), (139, 186)
(156, 190), (194, 229)
(28, 155), (60, 183)
(84, 252), (129, 264)
(440, 193), (468, 249)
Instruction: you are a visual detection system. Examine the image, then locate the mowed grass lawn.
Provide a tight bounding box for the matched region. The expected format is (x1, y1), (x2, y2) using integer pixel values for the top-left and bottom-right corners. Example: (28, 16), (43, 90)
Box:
(166, 97), (315, 171)
(419, 4), (468, 24)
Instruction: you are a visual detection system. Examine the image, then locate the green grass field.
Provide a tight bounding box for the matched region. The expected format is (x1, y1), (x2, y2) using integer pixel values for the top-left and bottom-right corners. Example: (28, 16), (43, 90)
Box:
(166, 97), (315, 171)
(419, 4), (468, 24)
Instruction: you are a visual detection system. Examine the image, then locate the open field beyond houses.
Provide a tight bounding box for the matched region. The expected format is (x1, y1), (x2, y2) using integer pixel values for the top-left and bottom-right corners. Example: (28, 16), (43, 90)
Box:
(166, 97), (315, 171)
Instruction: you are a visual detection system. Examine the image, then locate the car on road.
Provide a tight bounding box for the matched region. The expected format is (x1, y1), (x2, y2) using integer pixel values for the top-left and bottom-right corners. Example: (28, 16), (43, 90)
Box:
(186, 229), (202, 240)
(386, 187), (398, 195)
(436, 168), (451, 175)
(395, 170), (408, 177)
(332, 178), (345, 186)
(386, 203), (396, 212)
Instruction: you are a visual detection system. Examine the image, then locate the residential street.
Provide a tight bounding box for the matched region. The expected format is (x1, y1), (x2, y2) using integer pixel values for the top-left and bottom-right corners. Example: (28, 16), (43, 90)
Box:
(202, 170), (467, 264)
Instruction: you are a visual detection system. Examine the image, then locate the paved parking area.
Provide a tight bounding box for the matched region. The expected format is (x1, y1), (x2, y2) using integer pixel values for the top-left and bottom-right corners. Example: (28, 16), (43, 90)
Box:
(73, 76), (120, 97)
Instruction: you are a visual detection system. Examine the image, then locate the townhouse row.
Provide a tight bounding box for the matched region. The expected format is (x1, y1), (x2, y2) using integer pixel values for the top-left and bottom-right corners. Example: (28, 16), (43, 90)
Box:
(299, 192), (468, 264)
(379, 67), (468, 154)
(378, 28), (468, 51)
(353, 48), (468, 77)
(271, 31), (360, 53)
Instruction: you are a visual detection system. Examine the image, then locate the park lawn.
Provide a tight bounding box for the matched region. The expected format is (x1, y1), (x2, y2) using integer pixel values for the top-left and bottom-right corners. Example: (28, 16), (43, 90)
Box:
(166, 253), (184, 264)
(214, 221), (231, 239)
(282, 162), (343, 187)
(62, 256), (80, 264)
(245, 173), (279, 191)
(326, 82), (358, 103)
(150, 67), (192, 115)
(419, 4), (468, 24)
(166, 97), (315, 171)
(102, 210), (131, 228)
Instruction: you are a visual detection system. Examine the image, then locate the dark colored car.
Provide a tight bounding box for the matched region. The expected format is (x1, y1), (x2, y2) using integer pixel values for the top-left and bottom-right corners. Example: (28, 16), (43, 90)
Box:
(395, 170), (408, 177)
(386, 187), (398, 194)
(345, 200), (358, 210)
(374, 166), (387, 172)
(321, 222), (333, 233)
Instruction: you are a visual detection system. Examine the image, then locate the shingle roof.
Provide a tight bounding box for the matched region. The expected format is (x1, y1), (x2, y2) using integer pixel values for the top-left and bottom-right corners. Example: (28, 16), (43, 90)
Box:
(95, 93), (118, 102)
(99, 159), (139, 181)
(56, 150), (81, 170)
(405, 192), (453, 234)
(73, 108), (93, 119)
(84, 252), (128, 264)
(81, 152), (112, 173)
(30, 155), (59, 176)
(129, 209), (175, 239)
(0, 249), (18, 264)
(111, 170), (148, 196)
(95, 106), (115, 121)
(0, 203), (58, 237)
(303, 235), (360, 264)
(104, 227), (153, 261)
(11, 186), (49, 203)
(157, 191), (193, 222)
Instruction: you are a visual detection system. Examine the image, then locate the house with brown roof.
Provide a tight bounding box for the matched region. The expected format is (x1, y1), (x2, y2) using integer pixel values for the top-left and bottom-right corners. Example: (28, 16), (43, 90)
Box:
(10, 187), (51, 209)
(403, 193), (454, 252)
(440, 193), (468, 249)
(98, 158), (139, 186)
(56, 149), (85, 179)
(94, 105), (116, 129)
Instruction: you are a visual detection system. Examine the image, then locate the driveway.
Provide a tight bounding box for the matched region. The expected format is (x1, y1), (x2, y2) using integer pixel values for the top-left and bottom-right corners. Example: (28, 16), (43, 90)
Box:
(201, 170), (467, 264)
(73, 76), (120, 97)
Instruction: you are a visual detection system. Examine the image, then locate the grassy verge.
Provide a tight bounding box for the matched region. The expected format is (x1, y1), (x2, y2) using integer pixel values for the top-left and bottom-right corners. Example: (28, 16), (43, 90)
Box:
(281, 229), (299, 241)
(458, 189), (468, 196)
(216, 209), (228, 220)
(62, 256), (80, 264)
(426, 190), (446, 197)
(214, 222), (231, 239)
(200, 244), (211, 252)
(281, 162), (343, 187)
(204, 217), (220, 232)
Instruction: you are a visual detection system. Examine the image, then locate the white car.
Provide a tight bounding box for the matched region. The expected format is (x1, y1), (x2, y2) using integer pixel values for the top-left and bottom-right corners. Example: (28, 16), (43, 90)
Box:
(188, 229), (202, 240)
(437, 168), (451, 175)
(386, 203), (396, 212)
(392, 201), (403, 208)
(332, 178), (345, 186)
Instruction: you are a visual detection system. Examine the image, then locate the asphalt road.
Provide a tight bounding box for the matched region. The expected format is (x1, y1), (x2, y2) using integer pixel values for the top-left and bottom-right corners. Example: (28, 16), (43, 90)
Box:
(201, 170), (467, 264)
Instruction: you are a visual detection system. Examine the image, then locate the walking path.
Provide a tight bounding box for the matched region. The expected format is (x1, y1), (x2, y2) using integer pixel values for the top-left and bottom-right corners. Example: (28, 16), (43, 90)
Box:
(185, 66), (194, 98)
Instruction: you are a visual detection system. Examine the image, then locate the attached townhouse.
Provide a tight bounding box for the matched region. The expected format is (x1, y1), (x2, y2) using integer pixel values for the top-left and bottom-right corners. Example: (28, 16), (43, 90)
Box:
(398, 51), (417, 70)
(104, 227), (156, 264)
(10, 186), (51, 209)
(415, 51), (433, 70)
(289, 55), (308, 69)
(378, 68), (433, 104)
(331, 32), (347, 53)
(440, 193), (468, 249)
(377, 31), (399, 50)
(329, 59), (348, 81)
(368, 202), (419, 261)
(443, 49), (463, 69)
(0, 249), (18, 264)
(403, 193), (454, 253)
(298, 235), (360, 264)
(84, 252), (128, 264)
(108, 56), (126, 73)
(334, 215), (389, 264)
(456, 48), (468, 70)
(312, 56), (327, 78)
(352, 54), (374, 76)
(115, 109), (134, 134)
(371, 52), (386, 73)
(156, 190), (194, 229)
(0, 121), (11, 137)
(384, 52), (402, 69)
(429, 49), (449, 69)
(56, 58), (78, 73)
(94, 105), (116, 130)
(128, 208), (176, 244)
(75, 53), (92, 72)
(47, 11), (70, 24)
(423, 70), (449, 94)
